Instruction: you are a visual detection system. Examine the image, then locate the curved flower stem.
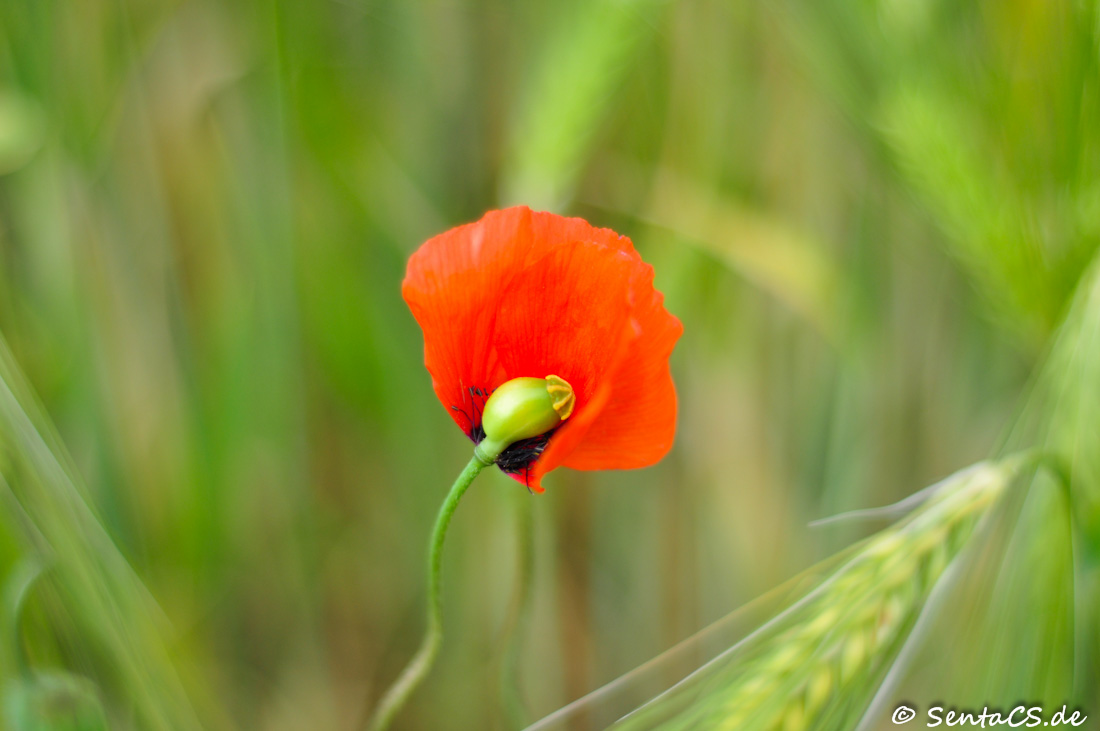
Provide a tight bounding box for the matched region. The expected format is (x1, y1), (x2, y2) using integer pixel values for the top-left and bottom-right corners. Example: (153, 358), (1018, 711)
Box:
(366, 455), (489, 731)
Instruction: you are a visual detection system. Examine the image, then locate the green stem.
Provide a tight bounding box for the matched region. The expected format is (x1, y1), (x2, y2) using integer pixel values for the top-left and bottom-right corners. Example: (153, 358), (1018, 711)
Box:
(5, 558), (46, 679)
(366, 454), (489, 731)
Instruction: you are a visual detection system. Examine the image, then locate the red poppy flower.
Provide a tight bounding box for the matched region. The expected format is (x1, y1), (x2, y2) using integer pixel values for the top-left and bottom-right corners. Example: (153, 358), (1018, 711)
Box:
(402, 206), (682, 492)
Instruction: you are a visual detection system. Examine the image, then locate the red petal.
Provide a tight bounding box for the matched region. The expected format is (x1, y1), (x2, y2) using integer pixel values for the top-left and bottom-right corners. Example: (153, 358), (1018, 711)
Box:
(494, 240), (668, 485)
(494, 241), (639, 413)
(402, 208), (531, 435)
(402, 207), (637, 437)
(403, 207), (680, 490)
(561, 275), (682, 471)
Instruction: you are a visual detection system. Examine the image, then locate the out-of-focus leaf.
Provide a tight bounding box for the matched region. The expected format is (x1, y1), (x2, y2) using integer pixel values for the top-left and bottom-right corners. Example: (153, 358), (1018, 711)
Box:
(531, 460), (1021, 730)
(0, 90), (44, 175)
(0, 334), (203, 730)
(876, 86), (1055, 343)
(500, 0), (670, 209)
(1016, 258), (1100, 698)
(602, 165), (843, 342)
(4, 673), (109, 731)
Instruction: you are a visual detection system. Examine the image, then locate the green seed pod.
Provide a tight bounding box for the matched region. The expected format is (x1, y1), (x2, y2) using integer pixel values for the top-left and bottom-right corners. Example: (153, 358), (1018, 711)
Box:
(476, 375), (575, 463)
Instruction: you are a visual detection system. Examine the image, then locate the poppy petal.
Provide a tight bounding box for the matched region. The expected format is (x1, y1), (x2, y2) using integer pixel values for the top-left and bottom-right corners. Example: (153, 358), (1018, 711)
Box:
(404, 206), (680, 491)
(493, 240), (653, 485)
(402, 206), (638, 438)
(562, 279), (682, 470)
(402, 208), (533, 435)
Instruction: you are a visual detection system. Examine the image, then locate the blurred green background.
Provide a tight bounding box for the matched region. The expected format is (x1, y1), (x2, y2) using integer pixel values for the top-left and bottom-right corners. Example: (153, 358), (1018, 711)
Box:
(0, 0), (1098, 729)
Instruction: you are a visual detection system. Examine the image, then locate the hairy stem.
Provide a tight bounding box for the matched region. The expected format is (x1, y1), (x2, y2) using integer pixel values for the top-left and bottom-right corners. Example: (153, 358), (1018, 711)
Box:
(366, 455), (489, 731)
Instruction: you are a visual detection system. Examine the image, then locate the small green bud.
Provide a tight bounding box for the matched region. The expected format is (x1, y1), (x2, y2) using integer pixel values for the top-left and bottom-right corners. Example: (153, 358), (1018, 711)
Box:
(475, 375), (575, 463)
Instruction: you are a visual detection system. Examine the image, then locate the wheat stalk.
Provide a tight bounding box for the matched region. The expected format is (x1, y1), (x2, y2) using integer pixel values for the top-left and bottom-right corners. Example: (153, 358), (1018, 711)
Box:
(612, 457), (1024, 731)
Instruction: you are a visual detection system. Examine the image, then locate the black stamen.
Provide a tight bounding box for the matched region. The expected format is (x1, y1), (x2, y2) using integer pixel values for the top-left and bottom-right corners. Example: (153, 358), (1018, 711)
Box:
(457, 384), (491, 444)
(495, 430), (555, 479)
(450, 403), (473, 425)
(453, 384), (549, 489)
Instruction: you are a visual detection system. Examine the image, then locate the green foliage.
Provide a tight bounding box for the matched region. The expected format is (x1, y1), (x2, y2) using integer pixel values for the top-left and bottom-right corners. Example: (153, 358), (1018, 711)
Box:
(0, 0), (1097, 728)
(5, 673), (109, 731)
(0, 337), (203, 729)
(610, 460), (1021, 730)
